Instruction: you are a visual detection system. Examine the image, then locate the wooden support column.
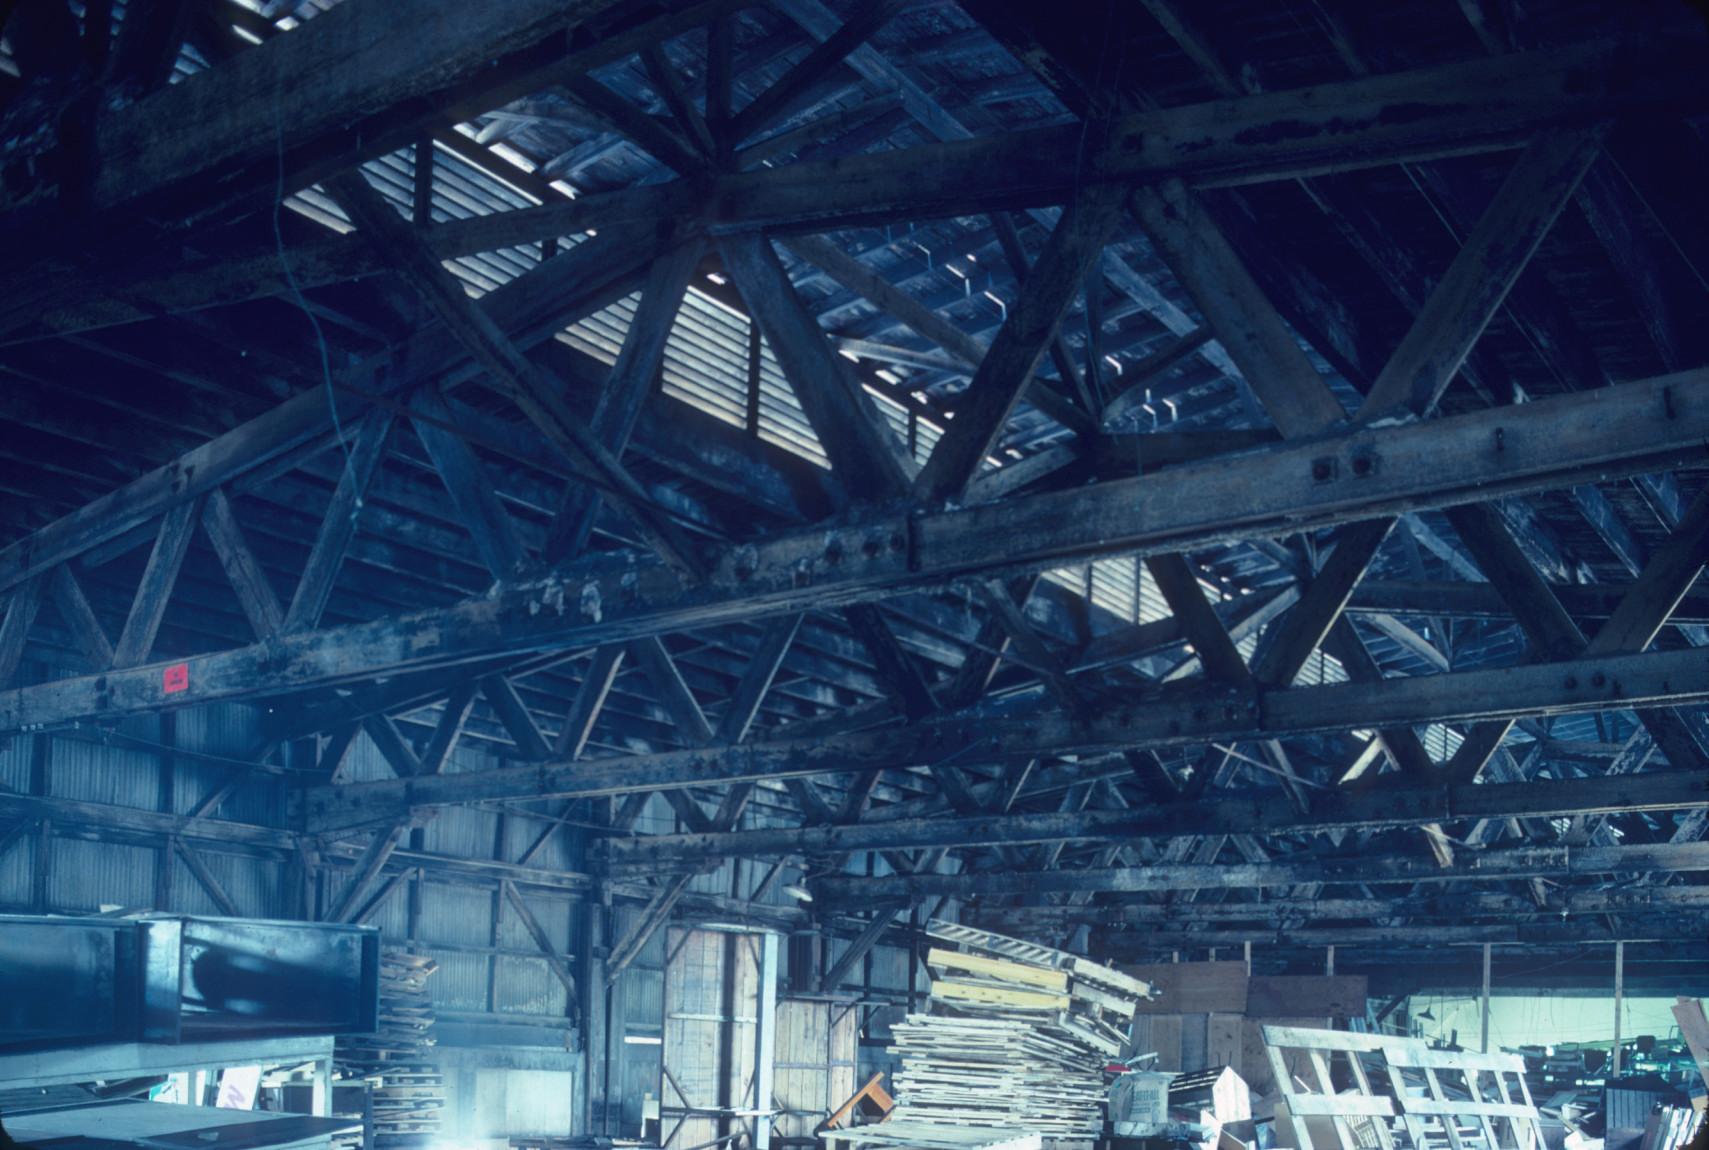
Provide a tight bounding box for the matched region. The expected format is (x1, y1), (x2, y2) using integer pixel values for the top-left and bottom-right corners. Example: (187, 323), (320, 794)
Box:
(1481, 943), (1493, 1053)
(1612, 941), (1625, 1075)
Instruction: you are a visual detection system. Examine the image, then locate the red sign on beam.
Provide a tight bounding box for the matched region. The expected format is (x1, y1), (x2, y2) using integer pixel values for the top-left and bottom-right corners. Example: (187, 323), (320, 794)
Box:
(163, 663), (189, 694)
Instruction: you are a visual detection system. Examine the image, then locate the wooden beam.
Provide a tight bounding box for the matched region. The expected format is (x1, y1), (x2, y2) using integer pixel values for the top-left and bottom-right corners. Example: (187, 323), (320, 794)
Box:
(11, 367), (1709, 736)
(0, 0), (658, 224)
(327, 821), (409, 923)
(605, 766), (1709, 867)
(173, 837), (240, 917)
(329, 171), (707, 579)
(563, 74), (706, 175)
(111, 496), (200, 668)
(629, 636), (716, 746)
(417, 682), (479, 776)
(781, 234), (1093, 438)
(47, 565), (112, 668)
(0, 220), (662, 613)
(1355, 126), (1609, 420)
(281, 408), (396, 633)
(200, 488), (284, 639)
(482, 674), (553, 761)
(1130, 179), (1345, 438)
(720, 234), (915, 502)
(913, 182), (1126, 503)
(716, 615), (804, 745)
(813, 838), (1709, 902)
(409, 391), (531, 582)
(843, 604), (935, 719)
(819, 905), (906, 991)
(307, 641), (1709, 830)
(727, 0), (907, 145)
(555, 645), (625, 759)
(11, 36), (1694, 335)
(363, 714), (423, 779)
(1346, 579), (1709, 624)
(502, 880), (579, 997)
(545, 241), (703, 565)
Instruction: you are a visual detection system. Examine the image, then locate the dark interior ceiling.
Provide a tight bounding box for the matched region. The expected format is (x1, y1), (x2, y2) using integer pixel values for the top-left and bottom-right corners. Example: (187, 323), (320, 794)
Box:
(2, 0), (1709, 987)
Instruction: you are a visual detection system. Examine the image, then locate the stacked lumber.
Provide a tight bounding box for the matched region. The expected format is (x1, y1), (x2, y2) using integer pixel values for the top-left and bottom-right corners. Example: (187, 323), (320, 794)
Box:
(335, 950), (444, 1150)
(885, 922), (1154, 1149)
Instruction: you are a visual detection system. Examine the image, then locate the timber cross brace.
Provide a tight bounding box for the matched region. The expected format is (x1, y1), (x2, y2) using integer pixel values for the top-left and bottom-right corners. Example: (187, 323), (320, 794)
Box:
(2, 0), (1709, 984)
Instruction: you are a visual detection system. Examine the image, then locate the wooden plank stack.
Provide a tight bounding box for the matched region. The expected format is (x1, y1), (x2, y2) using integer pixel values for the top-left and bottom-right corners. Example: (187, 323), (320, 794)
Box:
(885, 922), (1155, 1149)
(335, 949), (444, 1150)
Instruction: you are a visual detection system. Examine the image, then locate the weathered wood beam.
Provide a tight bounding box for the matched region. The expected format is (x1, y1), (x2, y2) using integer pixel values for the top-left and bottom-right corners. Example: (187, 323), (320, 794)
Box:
(639, 45), (715, 160)
(819, 904), (907, 991)
(605, 767), (1709, 867)
(482, 675), (553, 761)
(781, 234), (1094, 439)
(913, 182), (1125, 504)
(554, 645), (626, 760)
(363, 714), (423, 779)
(305, 641), (1709, 830)
(281, 409), (396, 633)
(409, 392), (531, 582)
(544, 242), (703, 565)
(721, 234), (915, 502)
(47, 566), (112, 669)
(331, 172), (707, 579)
(1346, 579), (1709, 625)
(0, 0), (691, 228)
(13, 37), (1695, 344)
(173, 837), (240, 917)
(814, 838), (1709, 902)
(727, 0), (907, 146)
(417, 682), (478, 776)
(200, 488), (284, 639)
(1355, 126), (1609, 420)
(105, 0), (191, 96)
(501, 880), (579, 998)
(562, 74), (705, 175)
(843, 604), (936, 719)
(111, 497), (200, 668)
(327, 821), (409, 923)
(8, 368), (1709, 737)
(981, 884), (1709, 927)
(1130, 179), (1345, 438)
(0, 221), (664, 595)
(715, 615), (803, 745)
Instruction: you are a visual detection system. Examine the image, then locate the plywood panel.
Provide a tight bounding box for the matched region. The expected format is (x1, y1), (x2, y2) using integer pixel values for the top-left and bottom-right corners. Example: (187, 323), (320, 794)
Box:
(1247, 976), (1368, 1019)
(1181, 1013), (1209, 1072)
(1123, 962), (1249, 1015)
(1209, 1014), (1243, 1076)
(1150, 1015), (1184, 1072)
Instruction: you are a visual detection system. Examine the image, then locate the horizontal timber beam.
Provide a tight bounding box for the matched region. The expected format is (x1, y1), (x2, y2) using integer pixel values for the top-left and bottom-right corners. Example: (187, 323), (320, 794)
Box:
(24, 36), (1707, 339)
(5, 368), (1709, 740)
(973, 885), (1709, 929)
(601, 769), (1709, 866)
(812, 839), (1709, 901)
(302, 643), (1709, 830)
(1346, 579), (1709, 624)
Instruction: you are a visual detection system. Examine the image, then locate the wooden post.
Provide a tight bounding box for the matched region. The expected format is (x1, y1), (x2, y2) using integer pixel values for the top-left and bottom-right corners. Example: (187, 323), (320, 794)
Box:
(1480, 943), (1492, 1053)
(312, 1057), (333, 1116)
(1612, 941), (1625, 1076)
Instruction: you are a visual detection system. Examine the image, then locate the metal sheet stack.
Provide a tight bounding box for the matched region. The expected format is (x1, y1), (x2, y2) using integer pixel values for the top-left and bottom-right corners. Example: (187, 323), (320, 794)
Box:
(334, 949), (443, 1150)
(886, 922), (1154, 1149)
